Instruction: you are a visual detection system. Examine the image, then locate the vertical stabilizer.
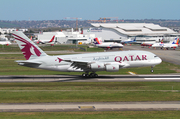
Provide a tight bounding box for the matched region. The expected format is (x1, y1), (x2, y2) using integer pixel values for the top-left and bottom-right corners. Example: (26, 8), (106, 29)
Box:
(94, 37), (102, 44)
(172, 38), (177, 44)
(49, 35), (55, 43)
(12, 31), (47, 60)
(176, 38), (179, 45)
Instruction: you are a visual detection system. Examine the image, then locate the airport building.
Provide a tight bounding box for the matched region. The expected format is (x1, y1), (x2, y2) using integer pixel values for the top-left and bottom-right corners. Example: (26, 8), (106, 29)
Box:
(0, 28), (28, 34)
(37, 28), (95, 44)
(83, 23), (178, 43)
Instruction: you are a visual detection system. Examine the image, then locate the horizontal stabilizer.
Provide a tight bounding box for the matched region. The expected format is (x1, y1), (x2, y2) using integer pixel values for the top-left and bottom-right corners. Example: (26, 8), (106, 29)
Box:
(16, 60), (42, 67)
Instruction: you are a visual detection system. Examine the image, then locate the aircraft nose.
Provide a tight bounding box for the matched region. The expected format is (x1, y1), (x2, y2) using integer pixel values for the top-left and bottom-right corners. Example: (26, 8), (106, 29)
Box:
(156, 57), (162, 65)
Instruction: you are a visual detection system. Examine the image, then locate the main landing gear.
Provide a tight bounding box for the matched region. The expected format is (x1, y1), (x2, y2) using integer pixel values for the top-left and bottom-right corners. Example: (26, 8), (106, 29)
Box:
(82, 72), (98, 78)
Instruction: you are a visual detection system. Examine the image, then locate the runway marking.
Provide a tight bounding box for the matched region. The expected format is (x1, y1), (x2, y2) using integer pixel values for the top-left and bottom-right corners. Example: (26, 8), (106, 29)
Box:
(128, 71), (136, 75)
(139, 75), (180, 77)
(145, 78), (180, 80)
(79, 106), (94, 109)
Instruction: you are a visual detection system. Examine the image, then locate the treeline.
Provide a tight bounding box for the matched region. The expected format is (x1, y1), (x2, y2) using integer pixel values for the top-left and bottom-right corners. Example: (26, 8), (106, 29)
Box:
(0, 19), (180, 28)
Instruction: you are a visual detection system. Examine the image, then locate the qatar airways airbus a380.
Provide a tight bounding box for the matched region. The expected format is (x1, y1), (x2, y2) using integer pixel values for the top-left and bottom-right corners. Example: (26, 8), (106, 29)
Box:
(12, 31), (162, 77)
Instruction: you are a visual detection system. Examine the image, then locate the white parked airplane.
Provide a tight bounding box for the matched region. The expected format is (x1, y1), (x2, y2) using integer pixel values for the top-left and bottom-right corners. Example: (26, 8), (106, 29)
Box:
(152, 38), (179, 50)
(12, 31), (162, 77)
(93, 37), (123, 50)
(35, 35), (55, 44)
(163, 38), (179, 50)
(121, 37), (136, 44)
(0, 41), (11, 45)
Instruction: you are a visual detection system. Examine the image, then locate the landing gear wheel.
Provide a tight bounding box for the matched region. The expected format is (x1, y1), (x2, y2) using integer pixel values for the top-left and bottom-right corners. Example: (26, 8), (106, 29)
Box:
(94, 74), (98, 77)
(89, 73), (94, 77)
(89, 73), (98, 77)
(82, 73), (86, 77)
(85, 74), (89, 77)
(82, 73), (89, 77)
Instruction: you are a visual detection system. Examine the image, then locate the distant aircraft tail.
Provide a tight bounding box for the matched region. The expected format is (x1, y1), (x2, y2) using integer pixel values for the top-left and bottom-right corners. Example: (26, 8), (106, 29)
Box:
(12, 31), (48, 60)
(160, 39), (163, 43)
(49, 35), (55, 43)
(94, 37), (102, 44)
(133, 37), (136, 42)
(172, 38), (178, 44)
(30, 36), (32, 41)
(176, 38), (179, 45)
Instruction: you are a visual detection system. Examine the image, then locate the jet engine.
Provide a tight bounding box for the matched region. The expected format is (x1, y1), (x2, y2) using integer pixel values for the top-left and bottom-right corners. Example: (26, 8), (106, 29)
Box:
(90, 63), (105, 70)
(90, 63), (119, 72)
(105, 65), (119, 72)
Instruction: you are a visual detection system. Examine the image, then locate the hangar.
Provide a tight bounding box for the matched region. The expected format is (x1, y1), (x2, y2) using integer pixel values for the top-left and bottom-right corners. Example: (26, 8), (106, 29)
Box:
(83, 23), (177, 43)
(37, 28), (95, 44)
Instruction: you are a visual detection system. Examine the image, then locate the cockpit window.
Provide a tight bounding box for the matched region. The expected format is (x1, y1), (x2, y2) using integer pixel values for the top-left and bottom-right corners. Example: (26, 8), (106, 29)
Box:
(154, 56), (158, 58)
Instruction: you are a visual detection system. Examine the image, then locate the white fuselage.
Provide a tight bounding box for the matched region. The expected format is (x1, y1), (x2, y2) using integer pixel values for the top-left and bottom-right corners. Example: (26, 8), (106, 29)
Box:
(20, 50), (162, 72)
(0, 41), (11, 45)
(95, 42), (123, 49)
(152, 43), (178, 48)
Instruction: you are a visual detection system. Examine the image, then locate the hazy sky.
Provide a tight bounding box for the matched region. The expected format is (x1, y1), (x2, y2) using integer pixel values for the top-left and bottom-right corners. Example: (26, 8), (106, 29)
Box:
(1, 0), (179, 21)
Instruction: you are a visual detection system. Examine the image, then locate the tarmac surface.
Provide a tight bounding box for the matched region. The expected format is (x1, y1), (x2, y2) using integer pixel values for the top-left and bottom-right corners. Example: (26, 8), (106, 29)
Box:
(1, 74), (180, 82)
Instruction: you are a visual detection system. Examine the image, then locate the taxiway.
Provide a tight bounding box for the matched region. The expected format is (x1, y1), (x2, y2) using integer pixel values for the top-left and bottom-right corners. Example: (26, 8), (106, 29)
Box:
(0, 101), (180, 112)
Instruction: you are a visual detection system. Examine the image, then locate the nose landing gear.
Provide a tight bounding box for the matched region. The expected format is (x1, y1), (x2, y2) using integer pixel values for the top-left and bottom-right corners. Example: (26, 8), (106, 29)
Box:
(151, 66), (154, 73)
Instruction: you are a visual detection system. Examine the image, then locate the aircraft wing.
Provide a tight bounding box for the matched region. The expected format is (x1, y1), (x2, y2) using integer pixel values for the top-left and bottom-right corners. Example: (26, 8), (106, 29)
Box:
(63, 59), (130, 71)
(63, 59), (94, 71)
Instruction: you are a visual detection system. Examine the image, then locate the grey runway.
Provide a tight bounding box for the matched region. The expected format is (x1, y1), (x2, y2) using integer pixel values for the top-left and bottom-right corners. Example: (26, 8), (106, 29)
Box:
(0, 102), (180, 112)
(1, 74), (180, 82)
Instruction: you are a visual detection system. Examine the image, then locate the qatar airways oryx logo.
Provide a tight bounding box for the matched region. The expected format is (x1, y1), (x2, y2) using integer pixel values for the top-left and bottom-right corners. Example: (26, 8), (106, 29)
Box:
(114, 55), (147, 63)
(55, 57), (63, 63)
(13, 34), (41, 60)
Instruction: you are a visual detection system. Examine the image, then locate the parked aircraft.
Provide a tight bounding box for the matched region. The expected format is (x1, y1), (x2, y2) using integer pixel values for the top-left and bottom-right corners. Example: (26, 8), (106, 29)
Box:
(12, 31), (162, 77)
(121, 37), (136, 44)
(162, 38), (179, 50)
(152, 38), (179, 50)
(141, 42), (154, 47)
(93, 37), (123, 50)
(0, 37), (11, 46)
(141, 39), (163, 48)
(35, 35), (55, 44)
(0, 41), (11, 45)
(0, 37), (11, 45)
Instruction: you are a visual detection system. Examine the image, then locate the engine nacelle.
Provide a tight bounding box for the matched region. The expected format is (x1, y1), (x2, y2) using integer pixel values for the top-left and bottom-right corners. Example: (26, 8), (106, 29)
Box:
(105, 65), (119, 72)
(90, 63), (119, 72)
(90, 63), (105, 70)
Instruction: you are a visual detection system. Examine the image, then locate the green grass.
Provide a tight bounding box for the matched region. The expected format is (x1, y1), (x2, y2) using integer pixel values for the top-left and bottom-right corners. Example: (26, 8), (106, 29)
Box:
(0, 44), (104, 52)
(0, 111), (180, 119)
(0, 82), (179, 103)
